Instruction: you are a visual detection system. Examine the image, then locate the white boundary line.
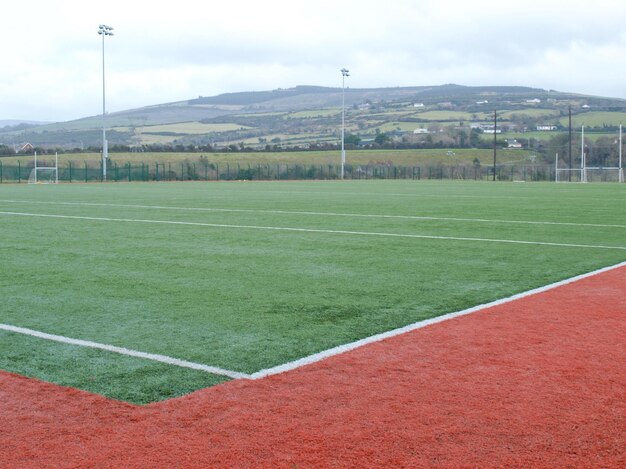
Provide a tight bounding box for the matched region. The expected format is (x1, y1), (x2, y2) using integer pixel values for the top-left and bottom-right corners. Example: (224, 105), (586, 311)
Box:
(1, 210), (625, 251)
(0, 324), (250, 380)
(1, 199), (625, 229)
(1, 261), (625, 381)
(250, 259), (626, 378)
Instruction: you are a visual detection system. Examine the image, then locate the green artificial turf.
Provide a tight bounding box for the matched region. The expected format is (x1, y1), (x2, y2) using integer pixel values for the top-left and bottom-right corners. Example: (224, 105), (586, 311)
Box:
(1, 180), (624, 403)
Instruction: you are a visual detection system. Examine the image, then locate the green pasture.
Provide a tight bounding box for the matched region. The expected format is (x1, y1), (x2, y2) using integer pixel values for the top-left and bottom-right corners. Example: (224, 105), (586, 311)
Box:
(559, 111), (626, 128)
(409, 110), (492, 121)
(137, 122), (253, 134)
(285, 109), (342, 119)
(1, 181), (625, 404)
(499, 109), (561, 120)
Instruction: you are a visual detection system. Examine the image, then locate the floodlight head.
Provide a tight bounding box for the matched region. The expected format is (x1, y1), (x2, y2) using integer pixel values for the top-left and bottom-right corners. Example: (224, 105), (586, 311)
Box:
(98, 25), (114, 36)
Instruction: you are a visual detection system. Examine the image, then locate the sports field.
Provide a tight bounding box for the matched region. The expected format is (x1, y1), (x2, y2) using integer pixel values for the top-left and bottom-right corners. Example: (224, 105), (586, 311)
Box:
(1, 180), (625, 404)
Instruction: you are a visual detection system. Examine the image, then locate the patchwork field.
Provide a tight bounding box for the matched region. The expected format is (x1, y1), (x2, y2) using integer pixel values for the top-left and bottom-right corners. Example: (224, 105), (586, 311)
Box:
(1, 180), (624, 404)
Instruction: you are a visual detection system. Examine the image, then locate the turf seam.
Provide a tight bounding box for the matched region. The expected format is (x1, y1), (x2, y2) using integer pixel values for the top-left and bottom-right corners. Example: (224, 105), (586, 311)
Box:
(1, 210), (625, 251)
(2, 260), (625, 381)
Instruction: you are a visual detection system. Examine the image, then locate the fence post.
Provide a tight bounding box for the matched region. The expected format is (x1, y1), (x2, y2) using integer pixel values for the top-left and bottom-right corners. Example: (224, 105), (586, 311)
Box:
(0, 161), (2, 183)
(18, 160), (21, 183)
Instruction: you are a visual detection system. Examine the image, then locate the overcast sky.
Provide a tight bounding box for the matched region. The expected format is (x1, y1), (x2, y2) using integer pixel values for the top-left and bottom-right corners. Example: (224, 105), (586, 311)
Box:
(2, 0), (625, 122)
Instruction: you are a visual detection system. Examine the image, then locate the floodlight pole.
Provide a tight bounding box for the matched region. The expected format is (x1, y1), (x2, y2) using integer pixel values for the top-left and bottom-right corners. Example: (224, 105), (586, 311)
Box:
(492, 110), (497, 181)
(340, 68), (350, 180)
(581, 125), (586, 183)
(568, 106), (572, 182)
(618, 124), (624, 182)
(98, 24), (114, 182)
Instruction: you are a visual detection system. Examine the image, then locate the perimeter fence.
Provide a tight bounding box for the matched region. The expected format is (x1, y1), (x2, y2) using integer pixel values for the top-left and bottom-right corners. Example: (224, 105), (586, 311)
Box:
(0, 160), (559, 183)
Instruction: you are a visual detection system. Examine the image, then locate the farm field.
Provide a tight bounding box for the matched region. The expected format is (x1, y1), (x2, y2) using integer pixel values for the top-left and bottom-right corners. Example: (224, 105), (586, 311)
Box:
(1, 180), (625, 404)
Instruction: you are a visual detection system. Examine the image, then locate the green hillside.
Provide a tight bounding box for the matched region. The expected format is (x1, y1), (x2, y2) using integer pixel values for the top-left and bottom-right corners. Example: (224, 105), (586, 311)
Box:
(1, 84), (625, 163)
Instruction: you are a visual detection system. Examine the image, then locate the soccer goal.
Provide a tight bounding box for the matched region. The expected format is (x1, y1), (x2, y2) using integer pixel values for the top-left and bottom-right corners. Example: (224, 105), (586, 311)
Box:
(28, 152), (59, 184)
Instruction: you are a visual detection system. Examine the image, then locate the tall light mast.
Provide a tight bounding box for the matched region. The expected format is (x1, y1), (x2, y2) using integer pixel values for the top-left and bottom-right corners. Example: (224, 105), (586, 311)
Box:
(98, 24), (114, 181)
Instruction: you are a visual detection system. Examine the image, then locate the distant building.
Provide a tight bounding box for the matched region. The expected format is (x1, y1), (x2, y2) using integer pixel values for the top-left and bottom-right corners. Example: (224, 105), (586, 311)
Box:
(413, 128), (429, 134)
(413, 103), (424, 108)
(478, 124), (501, 134)
(536, 125), (557, 131)
(16, 142), (34, 153)
(507, 139), (522, 149)
(526, 98), (541, 104)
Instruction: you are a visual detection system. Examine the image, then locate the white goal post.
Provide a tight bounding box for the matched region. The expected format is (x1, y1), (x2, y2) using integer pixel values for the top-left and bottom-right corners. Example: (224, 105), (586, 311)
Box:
(28, 152), (59, 184)
(555, 123), (625, 183)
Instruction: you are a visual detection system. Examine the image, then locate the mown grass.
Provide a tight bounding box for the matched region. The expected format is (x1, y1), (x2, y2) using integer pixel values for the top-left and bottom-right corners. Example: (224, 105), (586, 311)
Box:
(1, 180), (624, 403)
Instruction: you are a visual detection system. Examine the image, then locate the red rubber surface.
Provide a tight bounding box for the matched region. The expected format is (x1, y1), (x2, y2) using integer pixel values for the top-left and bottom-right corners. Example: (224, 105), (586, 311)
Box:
(1, 267), (625, 468)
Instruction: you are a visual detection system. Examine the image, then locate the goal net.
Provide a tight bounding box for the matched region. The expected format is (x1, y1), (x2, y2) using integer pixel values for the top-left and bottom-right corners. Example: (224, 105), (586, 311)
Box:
(555, 168), (583, 183)
(581, 167), (623, 183)
(28, 167), (58, 184)
(28, 152), (59, 184)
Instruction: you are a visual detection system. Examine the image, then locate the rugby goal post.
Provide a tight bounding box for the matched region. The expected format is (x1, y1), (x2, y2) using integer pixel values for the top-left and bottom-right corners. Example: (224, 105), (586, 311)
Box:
(28, 152), (59, 184)
(555, 152), (583, 183)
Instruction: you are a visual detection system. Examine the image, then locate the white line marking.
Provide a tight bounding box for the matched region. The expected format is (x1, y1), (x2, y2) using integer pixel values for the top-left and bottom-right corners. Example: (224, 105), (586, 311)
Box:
(250, 260), (626, 379)
(2, 261), (625, 381)
(1, 199), (624, 229)
(0, 324), (250, 380)
(1, 210), (625, 251)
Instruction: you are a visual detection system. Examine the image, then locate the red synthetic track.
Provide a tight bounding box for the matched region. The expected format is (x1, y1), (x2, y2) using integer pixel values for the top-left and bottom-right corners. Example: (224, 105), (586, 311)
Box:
(1, 267), (625, 468)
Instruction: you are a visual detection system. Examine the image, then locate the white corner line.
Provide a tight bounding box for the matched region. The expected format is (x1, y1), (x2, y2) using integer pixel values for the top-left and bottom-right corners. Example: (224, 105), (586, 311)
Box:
(248, 260), (626, 379)
(2, 260), (625, 382)
(0, 324), (250, 380)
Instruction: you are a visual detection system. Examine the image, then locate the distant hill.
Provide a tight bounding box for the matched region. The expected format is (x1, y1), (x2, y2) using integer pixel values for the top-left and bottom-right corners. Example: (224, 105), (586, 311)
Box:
(2, 84), (625, 151)
(0, 120), (50, 128)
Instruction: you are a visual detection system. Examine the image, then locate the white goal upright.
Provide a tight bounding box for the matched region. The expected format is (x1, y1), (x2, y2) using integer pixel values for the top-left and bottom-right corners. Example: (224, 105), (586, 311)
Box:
(556, 124), (625, 183)
(28, 152), (59, 184)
